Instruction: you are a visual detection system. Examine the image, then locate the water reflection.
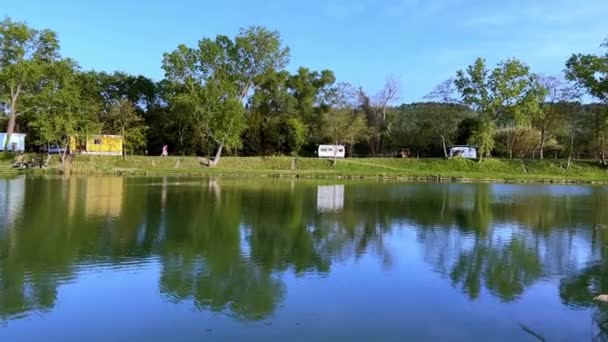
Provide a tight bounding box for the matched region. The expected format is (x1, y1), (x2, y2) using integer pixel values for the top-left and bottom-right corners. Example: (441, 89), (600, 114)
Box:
(1, 177), (608, 337)
(317, 185), (344, 212)
(0, 176), (25, 227)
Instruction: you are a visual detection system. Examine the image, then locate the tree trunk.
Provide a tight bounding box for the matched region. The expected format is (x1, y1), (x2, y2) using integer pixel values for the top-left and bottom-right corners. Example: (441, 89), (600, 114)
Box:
(567, 116), (577, 169)
(507, 134), (514, 159)
(209, 143), (224, 167)
(122, 128), (126, 160)
(382, 106), (387, 126)
(440, 135), (448, 158)
(539, 129), (545, 160)
(602, 135), (607, 165)
(5, 89), (19, 150)
(567, 127), (574, 169)
(60, 140), (70, 170)
(596, 114), (605, 165)
(333, 142), (338, 166)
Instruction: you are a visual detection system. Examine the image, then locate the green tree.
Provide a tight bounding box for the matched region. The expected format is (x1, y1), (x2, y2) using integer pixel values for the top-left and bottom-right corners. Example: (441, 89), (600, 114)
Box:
(357, 78), (400, 155)
(162, 26), (289, 165)
(322, 85), (368, 163)
(0, 17), (60, 150)
(28, 60), (100, 166)
(285, 117), (307, 155)
(79, 71), (156, 109)
(455, 58), (546, 159)
(105, 99), (148, 157)
(287, 68), (335, 153)
(322, 110), (367, 162)
(533, 76), (573, 159)
(244, 70), (295, 155)
(424, 80), (473, 157)
(288, 68), (335, 120)
(566, 38), (608, 103)
(566, 38), (608, 163)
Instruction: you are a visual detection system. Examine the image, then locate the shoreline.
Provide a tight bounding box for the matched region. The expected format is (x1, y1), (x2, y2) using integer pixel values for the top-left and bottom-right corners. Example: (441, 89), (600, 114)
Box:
(2, 155), (608, 184)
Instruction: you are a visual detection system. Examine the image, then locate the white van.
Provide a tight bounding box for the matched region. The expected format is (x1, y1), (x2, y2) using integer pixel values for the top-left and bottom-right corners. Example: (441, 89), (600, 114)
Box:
(449, 145), (478, 159)
(318, 145), (345, 158)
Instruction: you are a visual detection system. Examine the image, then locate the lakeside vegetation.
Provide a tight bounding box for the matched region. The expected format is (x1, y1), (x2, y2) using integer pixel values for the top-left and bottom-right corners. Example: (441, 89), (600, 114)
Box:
(0, 17), (607, 178)
(3, 154), (608, 183)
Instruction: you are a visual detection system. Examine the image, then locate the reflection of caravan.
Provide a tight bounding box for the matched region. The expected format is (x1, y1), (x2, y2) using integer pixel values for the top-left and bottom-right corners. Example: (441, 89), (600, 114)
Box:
(318, 145), (345, 158)
(0, 176), (25, 227)
(317, 185), (344, 212)
(449, 145), (478, 159)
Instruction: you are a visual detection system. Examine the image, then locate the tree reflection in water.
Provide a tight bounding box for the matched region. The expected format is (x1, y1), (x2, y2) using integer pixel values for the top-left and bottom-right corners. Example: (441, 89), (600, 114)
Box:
(1, 177), (608, 333)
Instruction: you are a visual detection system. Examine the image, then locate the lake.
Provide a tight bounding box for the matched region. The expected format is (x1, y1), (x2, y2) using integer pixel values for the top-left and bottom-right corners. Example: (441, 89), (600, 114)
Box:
(0, 176), (607, 341)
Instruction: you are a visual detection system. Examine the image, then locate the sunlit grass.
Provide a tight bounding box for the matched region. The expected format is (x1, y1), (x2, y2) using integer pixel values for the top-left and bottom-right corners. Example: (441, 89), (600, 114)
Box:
(17, 154), (605, 183)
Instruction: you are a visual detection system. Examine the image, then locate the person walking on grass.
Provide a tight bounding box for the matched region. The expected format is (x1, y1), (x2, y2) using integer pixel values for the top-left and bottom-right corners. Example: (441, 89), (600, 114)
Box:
(161, 145), (168, 157)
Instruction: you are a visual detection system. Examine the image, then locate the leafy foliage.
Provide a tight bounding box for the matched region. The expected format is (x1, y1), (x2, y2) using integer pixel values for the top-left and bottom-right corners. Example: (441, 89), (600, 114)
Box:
(105, 99), (148, 156)
(0, 18), (607, 164)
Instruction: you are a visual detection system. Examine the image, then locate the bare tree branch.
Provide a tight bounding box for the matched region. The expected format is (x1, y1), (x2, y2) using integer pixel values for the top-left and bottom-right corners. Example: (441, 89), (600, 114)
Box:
(376, 77), (400, 124)
(424, 78), (460, 104)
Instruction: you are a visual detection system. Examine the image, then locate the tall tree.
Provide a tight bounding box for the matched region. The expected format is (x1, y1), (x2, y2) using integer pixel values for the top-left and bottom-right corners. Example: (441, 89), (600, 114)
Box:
(407, 102), (472, 158)
(0, 17), (60, 149)
(566, 37), (608, 163)
(321, 83), (368, 163)
(566, 38), (608, 103)
(162, 26), (289, 166)
(425, 78), (460, 104)
(105, 99), (148, 157)
(244, 70), (295, 155)
(287, 67), (335, 151)
(357, 78), (401, 155)
(533, 76), (575, 159)
(79, 71), (158, 111)
(28, 60), (100, 166)
(376, 77), (400, 125)
(455, 58), (546, 159)
(424, 79), (472, 157)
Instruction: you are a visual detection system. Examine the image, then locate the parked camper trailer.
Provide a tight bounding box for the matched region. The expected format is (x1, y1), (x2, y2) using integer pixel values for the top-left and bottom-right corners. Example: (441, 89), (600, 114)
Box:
(0, 133), (26, 153)
(318, 145), (345, 158)
(449, 145), (478, 159)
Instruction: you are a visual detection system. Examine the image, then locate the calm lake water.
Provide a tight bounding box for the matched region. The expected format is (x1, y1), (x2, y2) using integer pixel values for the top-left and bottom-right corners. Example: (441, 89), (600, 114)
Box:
(1, 176), (608, 341)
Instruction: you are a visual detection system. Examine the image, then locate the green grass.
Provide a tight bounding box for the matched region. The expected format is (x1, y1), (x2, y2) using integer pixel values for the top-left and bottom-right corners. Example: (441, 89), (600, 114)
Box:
(0, 153), (18, 174)
(15, 154), (607, 183)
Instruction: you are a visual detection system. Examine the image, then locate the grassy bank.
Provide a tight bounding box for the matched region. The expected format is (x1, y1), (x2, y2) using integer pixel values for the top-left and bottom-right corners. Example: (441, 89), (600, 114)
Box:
(5, 154), (608, 183)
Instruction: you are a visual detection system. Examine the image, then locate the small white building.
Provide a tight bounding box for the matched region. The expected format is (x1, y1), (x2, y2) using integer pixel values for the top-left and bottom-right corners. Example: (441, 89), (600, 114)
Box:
(449, 145), (478, 159)
(318, 145), (345, 158)
(0, 133), (26, 152)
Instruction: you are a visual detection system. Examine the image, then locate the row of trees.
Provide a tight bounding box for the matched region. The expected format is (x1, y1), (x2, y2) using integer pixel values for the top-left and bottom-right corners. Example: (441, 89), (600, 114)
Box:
(1, 17), (607, 164)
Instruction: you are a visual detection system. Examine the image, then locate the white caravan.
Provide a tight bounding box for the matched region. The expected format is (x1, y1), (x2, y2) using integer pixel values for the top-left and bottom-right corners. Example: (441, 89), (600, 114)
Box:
(318, 145), (345, 158)
(449, 145), (478, 159)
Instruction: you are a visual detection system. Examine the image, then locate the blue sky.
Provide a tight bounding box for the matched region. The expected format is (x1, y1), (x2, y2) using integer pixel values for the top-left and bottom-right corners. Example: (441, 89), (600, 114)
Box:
(4, 0), (607, 102)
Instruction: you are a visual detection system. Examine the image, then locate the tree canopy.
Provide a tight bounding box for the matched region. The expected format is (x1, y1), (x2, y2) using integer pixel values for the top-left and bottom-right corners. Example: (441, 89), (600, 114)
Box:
(0, 17), (606, 162)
